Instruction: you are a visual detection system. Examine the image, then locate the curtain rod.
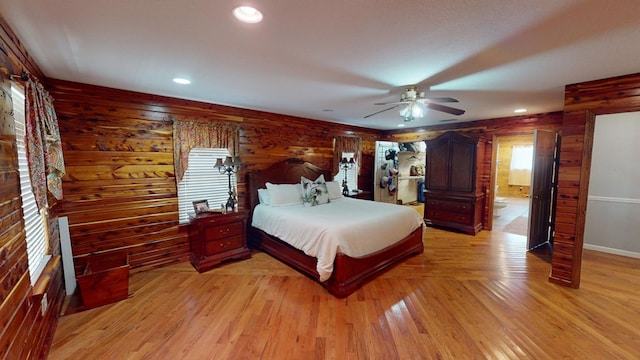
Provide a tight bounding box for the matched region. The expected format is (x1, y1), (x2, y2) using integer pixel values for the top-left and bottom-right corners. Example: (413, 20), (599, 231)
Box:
(10, 70), (30, 82)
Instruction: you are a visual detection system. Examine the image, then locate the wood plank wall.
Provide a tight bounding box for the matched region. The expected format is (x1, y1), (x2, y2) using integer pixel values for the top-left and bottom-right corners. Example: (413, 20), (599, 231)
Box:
(47, 79), (381, 275)
(381, 112), (564, 232)
(0, 16), (65, 359)
(551, 72), (640, 288)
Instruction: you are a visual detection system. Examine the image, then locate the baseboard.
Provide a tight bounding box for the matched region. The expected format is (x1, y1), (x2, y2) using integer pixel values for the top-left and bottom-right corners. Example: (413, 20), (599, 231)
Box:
(583, 244), (640, 259)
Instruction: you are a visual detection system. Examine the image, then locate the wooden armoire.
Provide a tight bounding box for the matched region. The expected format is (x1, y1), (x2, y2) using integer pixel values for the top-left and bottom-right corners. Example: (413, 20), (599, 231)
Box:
(424, 131), (485, 235)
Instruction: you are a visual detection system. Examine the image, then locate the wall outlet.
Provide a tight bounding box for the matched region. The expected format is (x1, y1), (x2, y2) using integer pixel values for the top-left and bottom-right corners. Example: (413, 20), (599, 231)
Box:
(41, 293), (48, 316)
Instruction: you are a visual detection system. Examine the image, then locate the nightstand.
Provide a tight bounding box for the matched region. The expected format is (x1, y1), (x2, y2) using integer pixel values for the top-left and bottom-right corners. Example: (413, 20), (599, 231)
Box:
(188, 210), (251, 272)
(345, 190), (372, 200)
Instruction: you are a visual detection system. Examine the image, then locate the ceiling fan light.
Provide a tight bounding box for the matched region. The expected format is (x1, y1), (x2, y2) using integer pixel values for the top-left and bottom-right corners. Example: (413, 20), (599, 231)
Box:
(411, 104), (424, 118)
(399, 106), (409, 117)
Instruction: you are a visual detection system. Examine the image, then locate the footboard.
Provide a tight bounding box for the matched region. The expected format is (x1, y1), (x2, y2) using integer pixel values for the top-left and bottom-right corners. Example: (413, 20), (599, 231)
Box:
(327, 226), (423, 297)
(249, 225), (424, 298)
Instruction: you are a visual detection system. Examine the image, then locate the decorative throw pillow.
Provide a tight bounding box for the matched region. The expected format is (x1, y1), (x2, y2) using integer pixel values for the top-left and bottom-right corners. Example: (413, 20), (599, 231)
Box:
(301, 174), (330, 207)
(265, 182), (303, 206)
(325, 181), (343, 200)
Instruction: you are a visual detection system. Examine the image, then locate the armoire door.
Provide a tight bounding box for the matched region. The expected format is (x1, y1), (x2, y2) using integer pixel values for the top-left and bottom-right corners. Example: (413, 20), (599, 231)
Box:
(449, 137), (475, 192)
(425, 137), (449, 190)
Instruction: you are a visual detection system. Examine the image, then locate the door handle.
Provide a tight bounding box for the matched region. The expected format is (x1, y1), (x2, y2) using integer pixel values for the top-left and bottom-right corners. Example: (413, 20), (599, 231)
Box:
(532, 195), (539, 199)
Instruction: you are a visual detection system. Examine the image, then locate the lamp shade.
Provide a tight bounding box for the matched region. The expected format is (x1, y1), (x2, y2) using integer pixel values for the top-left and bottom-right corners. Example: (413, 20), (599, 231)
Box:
(214, 158), (224, 168)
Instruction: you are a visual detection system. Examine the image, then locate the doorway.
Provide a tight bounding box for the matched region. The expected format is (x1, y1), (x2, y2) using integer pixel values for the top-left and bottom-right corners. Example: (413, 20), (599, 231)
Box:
(491, 135), (533, 236)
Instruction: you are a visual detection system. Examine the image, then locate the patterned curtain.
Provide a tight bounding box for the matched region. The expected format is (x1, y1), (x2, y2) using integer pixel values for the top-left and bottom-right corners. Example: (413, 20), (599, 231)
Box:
(25, 78), (65, 210)
(333, 136), (362, 176)
(173, 119), (240, 182)
(1, 73), (12, 138)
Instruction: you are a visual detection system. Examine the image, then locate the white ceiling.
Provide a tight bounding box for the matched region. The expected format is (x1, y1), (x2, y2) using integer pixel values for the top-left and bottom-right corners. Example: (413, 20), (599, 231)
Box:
(1, 0), (640, 130)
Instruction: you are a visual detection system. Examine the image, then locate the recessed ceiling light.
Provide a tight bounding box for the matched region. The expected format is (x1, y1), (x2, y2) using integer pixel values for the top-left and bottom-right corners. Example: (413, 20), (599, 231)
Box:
(173, 78), (191, 85)
(397, 123), (405, 127)
(514, 108), (527, 113)
(233, 6), (263, 23)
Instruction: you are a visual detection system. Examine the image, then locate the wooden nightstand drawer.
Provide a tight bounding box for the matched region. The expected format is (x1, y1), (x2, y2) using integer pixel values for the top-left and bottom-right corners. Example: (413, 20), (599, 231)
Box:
(188, 211), (251, 273)
(205, 236), (244, 256)
(201, 212), (245, 225)
(204, 222), (243, 240)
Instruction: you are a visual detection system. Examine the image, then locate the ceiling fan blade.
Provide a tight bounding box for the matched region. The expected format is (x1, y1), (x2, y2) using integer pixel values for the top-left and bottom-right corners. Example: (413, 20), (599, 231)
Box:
(364, 105), (400, 118)
(373, 100), (406, 106)
(427, 103), (465, 116)
(424, 97), (459, 103)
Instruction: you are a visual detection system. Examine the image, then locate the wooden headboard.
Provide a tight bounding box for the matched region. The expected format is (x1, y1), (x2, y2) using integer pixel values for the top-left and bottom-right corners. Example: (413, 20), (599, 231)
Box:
(247, 158), (333, 211)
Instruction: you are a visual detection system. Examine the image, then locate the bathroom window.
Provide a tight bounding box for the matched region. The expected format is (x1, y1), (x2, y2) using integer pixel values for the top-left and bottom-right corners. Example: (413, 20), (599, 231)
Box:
(508, 145), (533, 186)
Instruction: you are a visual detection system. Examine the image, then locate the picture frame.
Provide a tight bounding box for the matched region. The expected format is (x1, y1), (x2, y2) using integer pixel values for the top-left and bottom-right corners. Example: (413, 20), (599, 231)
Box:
(192, 199), (210, 214)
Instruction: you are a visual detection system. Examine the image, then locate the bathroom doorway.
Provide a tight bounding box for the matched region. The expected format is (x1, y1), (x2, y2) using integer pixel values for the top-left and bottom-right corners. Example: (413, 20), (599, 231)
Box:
(491, 134), (533, 236)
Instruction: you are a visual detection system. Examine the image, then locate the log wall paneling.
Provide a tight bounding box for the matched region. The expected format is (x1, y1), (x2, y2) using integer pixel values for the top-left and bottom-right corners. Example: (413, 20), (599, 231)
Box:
(0, 14), (63, 359)
(47, 79), (381, 277)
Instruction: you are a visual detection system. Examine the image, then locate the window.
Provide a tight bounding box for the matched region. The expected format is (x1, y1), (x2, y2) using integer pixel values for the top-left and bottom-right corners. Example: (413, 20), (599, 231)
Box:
(177, 148), (236, 224)
(338, 152), (358, 192)
(12, 83), (51, 285)
(508, 145), (533, 186)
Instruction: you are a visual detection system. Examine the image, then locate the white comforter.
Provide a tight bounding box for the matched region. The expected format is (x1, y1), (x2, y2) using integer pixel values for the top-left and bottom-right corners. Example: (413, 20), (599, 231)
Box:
(251, 197), (423, 282)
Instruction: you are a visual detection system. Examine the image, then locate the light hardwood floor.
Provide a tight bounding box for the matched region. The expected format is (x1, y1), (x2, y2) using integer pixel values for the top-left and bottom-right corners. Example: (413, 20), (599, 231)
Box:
(49, 228), (640, 359)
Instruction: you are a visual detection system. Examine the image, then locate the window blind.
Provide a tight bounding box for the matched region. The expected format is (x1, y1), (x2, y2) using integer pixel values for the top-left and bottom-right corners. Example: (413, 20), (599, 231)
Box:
(177, 148), (236, 223)
(13, 84), (51, 285)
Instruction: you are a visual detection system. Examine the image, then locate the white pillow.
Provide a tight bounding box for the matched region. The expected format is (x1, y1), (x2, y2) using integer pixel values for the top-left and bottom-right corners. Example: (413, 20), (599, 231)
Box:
(265, 182), (303, 206)
(257, 188), (270, 205)
(325, 181), (343, 200)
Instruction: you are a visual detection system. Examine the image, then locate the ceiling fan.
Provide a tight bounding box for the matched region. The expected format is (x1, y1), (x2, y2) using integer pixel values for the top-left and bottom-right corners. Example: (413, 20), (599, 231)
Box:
(364, 86), (465, 121)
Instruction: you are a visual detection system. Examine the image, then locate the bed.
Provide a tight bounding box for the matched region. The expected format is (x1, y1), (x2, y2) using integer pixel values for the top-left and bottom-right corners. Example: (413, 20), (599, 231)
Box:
(247, 158), (424, 298)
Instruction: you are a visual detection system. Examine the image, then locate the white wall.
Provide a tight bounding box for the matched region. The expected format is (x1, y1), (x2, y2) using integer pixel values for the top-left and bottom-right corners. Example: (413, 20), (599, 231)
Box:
(584, 112), (640, 257)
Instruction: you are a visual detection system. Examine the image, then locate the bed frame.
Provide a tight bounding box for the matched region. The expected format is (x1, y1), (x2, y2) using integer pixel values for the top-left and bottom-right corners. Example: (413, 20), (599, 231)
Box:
(247, 158), (424, 298)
